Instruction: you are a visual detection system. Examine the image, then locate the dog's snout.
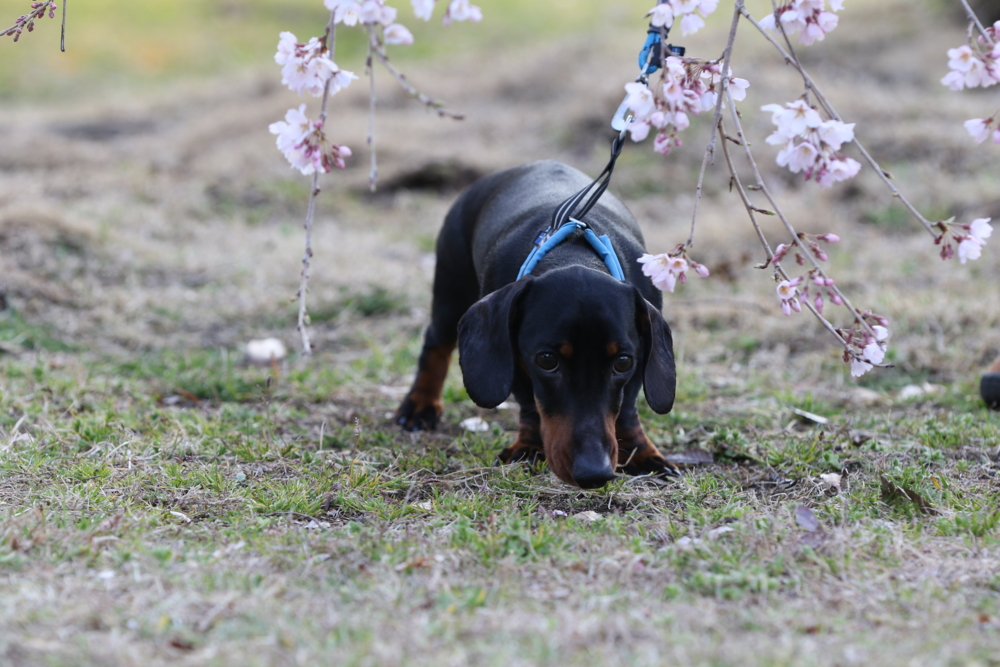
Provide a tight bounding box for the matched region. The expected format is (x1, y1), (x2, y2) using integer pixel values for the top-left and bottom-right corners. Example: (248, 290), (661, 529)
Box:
(572, 449), (616, 489)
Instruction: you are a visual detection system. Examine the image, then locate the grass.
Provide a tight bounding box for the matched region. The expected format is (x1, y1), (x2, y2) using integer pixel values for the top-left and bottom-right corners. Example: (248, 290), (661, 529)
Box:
(3, 0), (1000, 662)
(3, 341), (1000, 665)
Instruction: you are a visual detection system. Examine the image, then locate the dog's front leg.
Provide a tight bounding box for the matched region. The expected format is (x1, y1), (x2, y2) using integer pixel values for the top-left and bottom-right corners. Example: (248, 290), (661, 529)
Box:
(615, 378), (680, 477)
(496, 379), (545, 465)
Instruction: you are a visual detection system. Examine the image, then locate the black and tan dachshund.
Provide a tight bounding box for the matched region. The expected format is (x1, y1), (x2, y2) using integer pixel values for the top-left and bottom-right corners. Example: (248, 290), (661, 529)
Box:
(395, 160), (679, 489)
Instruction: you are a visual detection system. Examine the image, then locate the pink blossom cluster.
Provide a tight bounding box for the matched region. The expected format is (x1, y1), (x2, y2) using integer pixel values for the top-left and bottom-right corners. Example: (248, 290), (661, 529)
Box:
(2, 0), (56, 42)
(270, 105), (352, 175)
(411, 0), (482, 24)
(840, 316), (889, 378)
(941, 24), (1000, 91)
(772, 232), (840, 266)
(271, 29), (356, 174)
(624, 57), (748, 155)
(638, 249), (709, 293)
(936, 217), (993, 264)
(759, 0), (843, 46)
(275, 32), (358, 96)
(646, 0), (719, 37)
(771, 235), (842, 314)
(325, 0), (418, 43)
(761, 100), (861, 187)
(327, 0), (480, 30)
(964, 116), (1000, 145)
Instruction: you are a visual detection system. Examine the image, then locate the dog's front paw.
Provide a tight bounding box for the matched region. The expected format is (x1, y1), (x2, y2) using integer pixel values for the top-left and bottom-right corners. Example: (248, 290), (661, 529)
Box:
(620, 448), (681, 478)
(395, 392), (442, 431)
(497, 441), (545, 465)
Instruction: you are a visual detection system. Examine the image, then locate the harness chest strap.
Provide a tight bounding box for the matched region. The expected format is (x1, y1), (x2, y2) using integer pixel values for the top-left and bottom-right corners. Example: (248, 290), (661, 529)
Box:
(516, 219), (625, 282)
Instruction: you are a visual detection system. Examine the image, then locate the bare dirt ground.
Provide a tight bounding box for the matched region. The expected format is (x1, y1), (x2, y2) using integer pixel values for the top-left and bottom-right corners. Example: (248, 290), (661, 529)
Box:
(2, 0), (1000, 664)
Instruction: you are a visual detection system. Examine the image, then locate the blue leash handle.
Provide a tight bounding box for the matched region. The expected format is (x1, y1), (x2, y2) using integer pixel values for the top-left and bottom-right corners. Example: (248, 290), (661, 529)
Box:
(517, 220), (625, 282)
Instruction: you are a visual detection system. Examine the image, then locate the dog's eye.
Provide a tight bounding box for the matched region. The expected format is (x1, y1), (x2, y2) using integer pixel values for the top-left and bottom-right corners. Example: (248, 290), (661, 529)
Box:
(612, 355), (634, 374)
(535, 352), (559, 371)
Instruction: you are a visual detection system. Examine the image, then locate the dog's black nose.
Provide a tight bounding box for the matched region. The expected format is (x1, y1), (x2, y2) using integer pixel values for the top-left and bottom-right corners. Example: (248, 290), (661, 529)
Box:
(572, 452), (616, 489)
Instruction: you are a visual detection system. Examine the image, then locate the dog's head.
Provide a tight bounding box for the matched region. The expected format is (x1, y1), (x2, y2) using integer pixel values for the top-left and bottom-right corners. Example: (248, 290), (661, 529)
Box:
(457, 266), (675, 489)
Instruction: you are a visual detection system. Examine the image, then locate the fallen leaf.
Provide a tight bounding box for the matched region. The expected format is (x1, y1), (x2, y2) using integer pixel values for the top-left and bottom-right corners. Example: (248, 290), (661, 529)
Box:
(707, 525), (734, 540)
(460, 417), (490, 432)
(819, 472), (842, 491)
(664, 448), (714, 467)
(792, 408), (829, 425)
(879, 475), (936, 514)
(572, 511), (603, 522)
(795, 505), (820, 532)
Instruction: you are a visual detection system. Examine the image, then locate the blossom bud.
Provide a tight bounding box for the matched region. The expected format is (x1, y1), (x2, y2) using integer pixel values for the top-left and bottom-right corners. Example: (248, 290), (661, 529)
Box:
(814, 292), (824, 313)
(816, 233), (840, 243)
(795, 253), (805, 266)
(940, 243), (954, 260)
(773, 243), (790, 263)
(691, 262), (710, 278)
(829, 291), (843, 306)
(790, 297), (802, 313)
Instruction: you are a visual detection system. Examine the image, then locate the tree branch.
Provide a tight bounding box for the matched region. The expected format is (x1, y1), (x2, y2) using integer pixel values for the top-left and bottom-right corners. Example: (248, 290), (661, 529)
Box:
(687, 0), (744, 249)
(740, 6), (937, 237)
(295, 13), (338, 355)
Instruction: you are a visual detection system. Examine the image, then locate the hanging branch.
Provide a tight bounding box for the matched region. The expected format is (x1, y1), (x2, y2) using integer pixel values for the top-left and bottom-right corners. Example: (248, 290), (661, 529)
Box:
(371, 42), (464, 120)
(722, 87), (886, 355)
(687, 0), (744, 249)
(366, 27), (378, 192)
(295, 13), (339, 355)
(740, 6), (938, 237)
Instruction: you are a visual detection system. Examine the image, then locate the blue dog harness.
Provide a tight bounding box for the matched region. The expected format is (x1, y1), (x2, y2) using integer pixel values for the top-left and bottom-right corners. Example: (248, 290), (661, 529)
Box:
(516, 8), (684, 284)
(516, 219), (626, 282)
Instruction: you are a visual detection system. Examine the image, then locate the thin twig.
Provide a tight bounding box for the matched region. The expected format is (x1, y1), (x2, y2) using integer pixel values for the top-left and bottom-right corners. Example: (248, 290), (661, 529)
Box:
(958, 0), (995, 45)
(60, 0), (65, 51)
(366, 27), (378, 192)
(717, 117), (773, 266)
(740, 6), (936, 237)
(719, 111), (846, 345)
(372, 44), (464, 120)
(295, 13), (338, 355)
(2, 0), (56, 40)
(687, 0), (744, 249)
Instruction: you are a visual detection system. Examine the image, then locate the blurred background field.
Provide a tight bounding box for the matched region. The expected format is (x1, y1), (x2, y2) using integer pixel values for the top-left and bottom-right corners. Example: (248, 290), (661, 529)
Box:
(3, 0), (1000, 664)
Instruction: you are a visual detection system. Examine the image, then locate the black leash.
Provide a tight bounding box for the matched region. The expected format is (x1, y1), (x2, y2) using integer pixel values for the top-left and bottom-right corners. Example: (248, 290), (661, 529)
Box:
(545, 8), (684, 237)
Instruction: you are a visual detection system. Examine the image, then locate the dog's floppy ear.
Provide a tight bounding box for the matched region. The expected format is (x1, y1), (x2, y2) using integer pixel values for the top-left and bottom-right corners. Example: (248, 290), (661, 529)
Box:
(634, 290), (676, 414)
(458, 278), (533, 408)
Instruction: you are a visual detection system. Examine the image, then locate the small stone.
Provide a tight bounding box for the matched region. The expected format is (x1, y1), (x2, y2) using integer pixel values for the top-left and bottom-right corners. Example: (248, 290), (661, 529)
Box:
(460, 416), (490, 432)
(572, 511), (603, 522)
(246, 338), (287, 365)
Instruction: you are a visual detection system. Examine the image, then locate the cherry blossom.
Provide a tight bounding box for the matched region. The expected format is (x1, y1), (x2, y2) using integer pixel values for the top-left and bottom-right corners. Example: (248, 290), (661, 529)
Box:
(645, 0), (719, 37)
(275, 32), (358, 97)
(269, 105), (352, 175)
(325, 0), (398, 26)
(762, 100), (861, 187)
(443, 0), (482, 26)
(776, 278), (802, 315)
(759, 0), (844, 46)
(937, 217), (992, 264)
(843, 317), (889, 377)
(638, 250), (709, 293)
(964, 116), (1000, 144)
(625, 56), (741, 154)
(412, 0), (435, 20)
(699, 65), (749, 110)
(941, 42), (1000, 91)
(384, 23), (414, 45)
